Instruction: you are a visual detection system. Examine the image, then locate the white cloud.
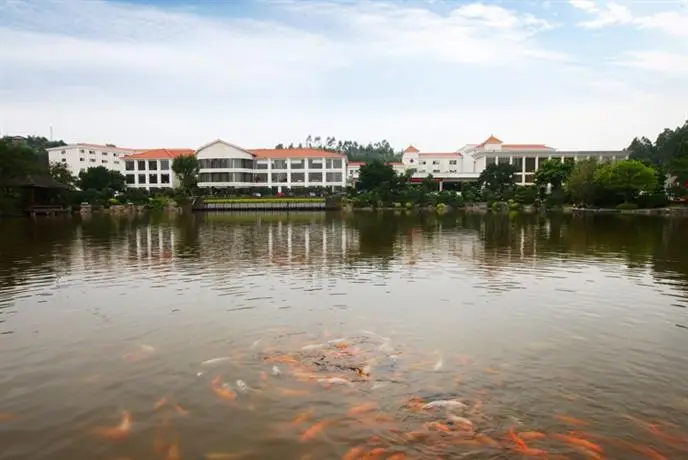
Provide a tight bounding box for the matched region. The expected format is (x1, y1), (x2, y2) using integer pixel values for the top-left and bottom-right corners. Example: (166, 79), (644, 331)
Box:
(569, 0), (599, 14)
(619, 51), (688, 76)
(634, 11), (688, 38)
(0, 0), (685, 151)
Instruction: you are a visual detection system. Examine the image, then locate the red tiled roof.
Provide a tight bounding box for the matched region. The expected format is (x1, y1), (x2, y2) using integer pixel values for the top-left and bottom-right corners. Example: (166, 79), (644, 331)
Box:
(476, 135), (503, 148)
(122, 149), (194, 160)
(404, 145), (420, 153)
(349, 162), (365, 166)
(419, 152), (462, 158)
(502, 144), (550, 149)
(249, 148), (345, 159)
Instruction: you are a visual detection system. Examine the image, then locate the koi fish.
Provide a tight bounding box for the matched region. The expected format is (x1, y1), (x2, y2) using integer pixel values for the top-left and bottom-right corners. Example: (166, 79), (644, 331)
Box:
(250, 338), (263, 349)
(0, 413), (17, 422)
(342, 446), (365, 460)
(122, 344), (155, 362)
(433, 356), (444, 371)
(211, 376), (236, 400)
(328, 338), (348, 344)
(317, 377), (351, 386)
(165, 440), (180, 460)
(301, 343), (326, 351)
(174, 404), (190, 416)
(235, 380), (250, 393)
(422, 399), (466, 410)
(271, 365), (281, 376)
(348, 402), (379, 416)
(277, 388), (309, 397)
(447, 415), (474, 431)
(387, 454), (406, 460)
(425, 421), (452, 433)
(300, 420), (329, 441)
(201, 357), (232, 366)
(555, 414), (588, 427)
(93, 410), (132, 440)
(551, 433), (603, 454)
(154, 395), (170, 410)
(518, 431), (546, 440)
(291, 409), (314, 425)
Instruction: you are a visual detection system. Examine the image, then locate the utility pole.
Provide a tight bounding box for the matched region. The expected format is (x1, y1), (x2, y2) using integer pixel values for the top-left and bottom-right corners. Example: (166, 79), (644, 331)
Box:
(50, 126), (53, 141)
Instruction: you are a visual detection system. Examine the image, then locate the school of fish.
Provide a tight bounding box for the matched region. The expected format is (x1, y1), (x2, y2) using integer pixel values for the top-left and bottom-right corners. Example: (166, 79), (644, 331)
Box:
(21, 329), (688, 459)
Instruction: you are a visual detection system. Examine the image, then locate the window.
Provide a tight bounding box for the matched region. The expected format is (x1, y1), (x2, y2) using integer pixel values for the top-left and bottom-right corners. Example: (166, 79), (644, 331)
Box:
(549, 156), (562, 163)
(420, 160), (427, 165)
(432, 160), (440, 165)
(149, 174), (158, 184)
(138, 174), (146, 184)
(524, 174), (534, 183)
(61, 158), (67, 163)
(126, 174), (135, 184)
(137, 160), (146, 170)
(80, 149), (85, 154)
(80, 158), (85, 162)
(89, 150), (95, 154)
(291, 159), (305, 169)
(512, 157), (523, 170)
(272, 159), (287, 169)
(564, 157), (575, 165)
(102, 152), (107, 156)
(114, 161), (119, 165)
(256, 161), (268, 170)
(61, 150), (66, 154)
(432, 169), (440, 173)
(409, 159), (414, 163)
(486, 157), (496, 166)
(449, 160), (457, 165)
(326, 172), (342, 182)
(449, 169), (457, 173)
(148, 160), (157, 170)
(102, 160), (108, 164)
(525, 157), (536, 172)
(308, 171), (323, 182)
(498, 157), (510, 165)
(90, 158), (96, 163)
(291, 172), (305, 183)
(113, 153), (119, 157)
(271, 172), (288, 183)
(308, 159), (322, 169)
(254, 173), (268, 183)
(161, 174), (170, 184)
(125, 161), (135, 171)
(325, 159), (343, 169)
(160, 160), (170, 170)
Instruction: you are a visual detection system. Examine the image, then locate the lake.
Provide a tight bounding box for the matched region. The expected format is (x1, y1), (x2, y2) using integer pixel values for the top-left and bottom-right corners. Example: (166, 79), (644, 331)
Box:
(1, 212), (687, 460)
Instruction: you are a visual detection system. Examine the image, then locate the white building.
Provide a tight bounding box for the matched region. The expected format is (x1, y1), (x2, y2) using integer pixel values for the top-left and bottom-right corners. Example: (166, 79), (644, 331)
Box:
(347, 161), (405, 183)
(195, 139), (347, 191)
(122, 149), (194, 190)
(46, 143), (144, 176)
(395, 135), (628, 188)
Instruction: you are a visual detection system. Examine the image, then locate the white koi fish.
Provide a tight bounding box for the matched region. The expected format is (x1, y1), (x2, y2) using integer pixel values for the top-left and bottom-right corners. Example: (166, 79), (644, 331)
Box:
(250, 338), (263, 349)
(327, 338), (347, 344)
(301, 343), (326, 351)
(271, 365), (281, 376)
(235, 380), (250, 393)
(200, 357), (232, 366)
(317, 377), (351, 386)
(433, 357), (444, 371)
(422, 400), (466, 410)
(448, 415), (474, 429)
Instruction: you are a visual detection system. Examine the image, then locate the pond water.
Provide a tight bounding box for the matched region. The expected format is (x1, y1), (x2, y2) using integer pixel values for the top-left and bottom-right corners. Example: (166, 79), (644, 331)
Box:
(1, 212), (687, 460)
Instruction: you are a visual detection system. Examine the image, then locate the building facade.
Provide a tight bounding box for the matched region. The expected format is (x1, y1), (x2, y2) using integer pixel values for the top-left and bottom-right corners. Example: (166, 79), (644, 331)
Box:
(195, 140), (347, 191)
(122, 149), (195, 190)
(46, 143), (144, 176)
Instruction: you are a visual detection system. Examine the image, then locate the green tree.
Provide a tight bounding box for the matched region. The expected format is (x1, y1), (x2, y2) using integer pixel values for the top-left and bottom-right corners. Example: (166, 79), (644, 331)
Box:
(281, 135), (401, 163)
(49, 161), (75, 187)
(358, 160), (399, 193)
(534, 159), (573, 191)
(421, 174), (436, 193)
(77, 167), (125, 193)
(567, 158), (600, 206)
(478, 163), (518, 200)
(0, 139), (42, 184)
(172, 154), (200, 195)
(594, 160), (658, 203)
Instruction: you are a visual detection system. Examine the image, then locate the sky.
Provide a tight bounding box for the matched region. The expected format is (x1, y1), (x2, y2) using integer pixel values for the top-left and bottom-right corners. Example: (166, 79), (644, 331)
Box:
(0, 0), (687, 151)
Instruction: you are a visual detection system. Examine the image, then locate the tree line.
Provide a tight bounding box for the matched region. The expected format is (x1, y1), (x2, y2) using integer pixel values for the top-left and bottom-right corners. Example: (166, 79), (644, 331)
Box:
(275, 135), (401, 163)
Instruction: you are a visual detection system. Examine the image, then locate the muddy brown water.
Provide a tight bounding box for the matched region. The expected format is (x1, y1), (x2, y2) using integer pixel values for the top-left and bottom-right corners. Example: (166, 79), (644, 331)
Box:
(1, 212), (687, 459)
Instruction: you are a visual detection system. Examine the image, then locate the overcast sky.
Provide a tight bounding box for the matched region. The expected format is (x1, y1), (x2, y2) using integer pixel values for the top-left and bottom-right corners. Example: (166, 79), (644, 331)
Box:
(1, 0), (687, 151)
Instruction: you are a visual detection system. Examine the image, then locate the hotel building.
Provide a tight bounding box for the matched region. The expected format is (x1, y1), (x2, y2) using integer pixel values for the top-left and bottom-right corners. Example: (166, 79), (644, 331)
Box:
(46, 143), (144, 176)
(122, 149), (195, 190)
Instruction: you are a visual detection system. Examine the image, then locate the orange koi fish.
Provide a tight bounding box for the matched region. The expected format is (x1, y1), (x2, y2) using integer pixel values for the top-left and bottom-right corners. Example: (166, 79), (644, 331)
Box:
(154, 395), (170, 410)
(425, 421), (452, 433)
(506, 428), (527, 450)
(291, 409), (314, 425)
(474, 434), (500, 448)
(630, 444), (669, 460)
(342, 446), (365, 460)
(165, 440), (180, 460)
(551, 433), (603, 454)
(174, 404), (190, 416)
(387, 453), (406, 460)
(93, 410), (132, 440)
(277, 388), (309, 397)
(211, 376), (237, 401)
(0, 413), (17, 422)
(362, 447), (385, 458)
(519, 431), (547, 440)
(555, 415), (588, 427)
(347, 402), (379, 416)
(300, 420), (329, 442)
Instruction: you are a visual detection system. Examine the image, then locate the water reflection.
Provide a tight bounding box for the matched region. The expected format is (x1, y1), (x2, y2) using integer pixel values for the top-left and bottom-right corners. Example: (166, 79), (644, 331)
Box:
(1, 212), (688, 459)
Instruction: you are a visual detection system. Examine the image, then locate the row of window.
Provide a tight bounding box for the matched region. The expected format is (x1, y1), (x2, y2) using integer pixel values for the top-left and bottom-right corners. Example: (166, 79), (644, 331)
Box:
(126, 174), (171, 185)
(61, 158), (119, 165)
(419, 160), (458, 165)
(198, 172), (344, 183)
(63, 149), (121, 157)
(125, 160), (171, 171)
(199, 158), (345, 170)
(485, 155), (623, 172)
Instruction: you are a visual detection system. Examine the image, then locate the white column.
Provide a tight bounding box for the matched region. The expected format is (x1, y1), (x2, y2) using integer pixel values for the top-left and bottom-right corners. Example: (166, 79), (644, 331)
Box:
(304, 226), (310, 261)
(304, 159), (310, 187)
(287, 224), (292, 262)
(268, 225), (273, 260)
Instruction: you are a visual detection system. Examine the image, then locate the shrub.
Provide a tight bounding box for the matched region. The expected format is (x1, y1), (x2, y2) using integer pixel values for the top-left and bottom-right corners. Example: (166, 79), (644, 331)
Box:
(508, 199), (523, 211)
(436, 203), (447, 214)
(617, 203), (639, 210)
(636, 192), (669, 209)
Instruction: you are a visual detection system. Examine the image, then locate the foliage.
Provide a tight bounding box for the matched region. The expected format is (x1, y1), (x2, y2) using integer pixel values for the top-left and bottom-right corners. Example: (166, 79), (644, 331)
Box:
(514, 185), (538, 205)
(478, 163), (518, 201)
(204, 198), (324, 204)
(357, 160), (400, 199)
(172, 155), (200, 195)
(533, 159), (573, 191)
(617, 203), (639, 210)
(594, 160), (658, 203)
(628, 119), (688, 190)
(567, 159), (601, 206)
(77, 166), (125, 194)
(276, 135), (401, 163)
(49, 161), (75, 187)
(0, 140), (44, 184)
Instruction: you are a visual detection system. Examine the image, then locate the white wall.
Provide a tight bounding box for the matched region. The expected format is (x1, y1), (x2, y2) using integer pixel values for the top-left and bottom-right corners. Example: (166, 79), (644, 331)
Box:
(47, 144), (132, 176)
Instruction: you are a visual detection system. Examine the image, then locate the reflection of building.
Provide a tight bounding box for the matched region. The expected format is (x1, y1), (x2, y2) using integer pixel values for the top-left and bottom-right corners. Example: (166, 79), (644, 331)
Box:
(47, 143), (144, 176)
(122, 149), (195, 190)
(196, 140), (347, 192)
(125, 225), (177, 263)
